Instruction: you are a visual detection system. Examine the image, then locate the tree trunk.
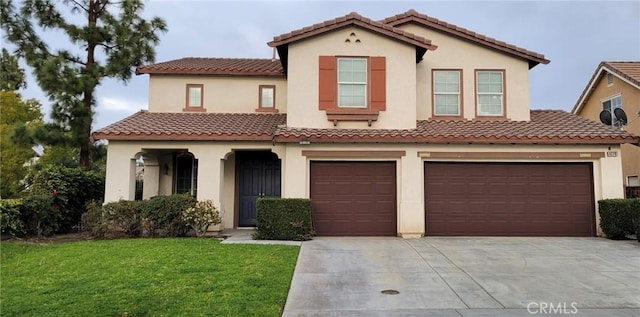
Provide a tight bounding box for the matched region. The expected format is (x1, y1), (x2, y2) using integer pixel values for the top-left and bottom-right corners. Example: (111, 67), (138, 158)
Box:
(79, 0), (98, 171)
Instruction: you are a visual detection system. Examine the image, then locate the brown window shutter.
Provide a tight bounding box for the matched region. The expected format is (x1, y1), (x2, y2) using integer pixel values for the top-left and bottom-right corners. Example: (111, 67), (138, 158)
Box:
(318, 56), (337, 110)
(370, 56), (386, 111)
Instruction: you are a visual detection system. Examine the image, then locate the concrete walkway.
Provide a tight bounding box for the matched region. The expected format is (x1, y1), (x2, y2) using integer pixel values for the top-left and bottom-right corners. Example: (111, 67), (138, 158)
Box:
(219, 229), (302, 246)
(283, 237), (640, 317)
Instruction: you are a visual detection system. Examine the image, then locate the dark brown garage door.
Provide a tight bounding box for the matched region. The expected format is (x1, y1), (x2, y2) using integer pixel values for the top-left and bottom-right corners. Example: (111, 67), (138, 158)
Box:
(310, 161), (396, 236)
(424, 162), (595, 236)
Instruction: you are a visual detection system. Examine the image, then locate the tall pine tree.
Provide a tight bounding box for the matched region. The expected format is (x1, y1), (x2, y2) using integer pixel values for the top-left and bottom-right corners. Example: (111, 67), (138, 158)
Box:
(0, 0), (167, 169)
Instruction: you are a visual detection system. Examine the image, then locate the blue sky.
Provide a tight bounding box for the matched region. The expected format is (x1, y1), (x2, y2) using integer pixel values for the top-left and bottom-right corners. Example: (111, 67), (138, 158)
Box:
(6, 0), (640, 129)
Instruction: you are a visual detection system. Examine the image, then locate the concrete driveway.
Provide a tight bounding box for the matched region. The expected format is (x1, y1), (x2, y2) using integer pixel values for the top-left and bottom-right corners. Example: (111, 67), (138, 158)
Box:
(283, 237), (640, 317)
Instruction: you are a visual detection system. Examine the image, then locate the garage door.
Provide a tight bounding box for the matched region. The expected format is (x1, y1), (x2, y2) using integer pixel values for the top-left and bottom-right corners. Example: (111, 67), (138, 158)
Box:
(310, 161), (396, 236)
(424, 162), (595, 236)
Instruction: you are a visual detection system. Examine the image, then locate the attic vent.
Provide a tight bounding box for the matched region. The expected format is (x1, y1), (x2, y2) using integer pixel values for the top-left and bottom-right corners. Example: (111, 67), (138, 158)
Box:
(345, 39), (351, 43)
(355, 39), (361, 43)
(607, 73), (614, 86)
(350, 32), (356, 36)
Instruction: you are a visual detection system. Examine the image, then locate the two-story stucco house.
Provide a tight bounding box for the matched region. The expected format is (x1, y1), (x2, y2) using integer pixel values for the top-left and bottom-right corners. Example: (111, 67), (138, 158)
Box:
(572, 62), (640, 198)
(93, 10), (640, 237)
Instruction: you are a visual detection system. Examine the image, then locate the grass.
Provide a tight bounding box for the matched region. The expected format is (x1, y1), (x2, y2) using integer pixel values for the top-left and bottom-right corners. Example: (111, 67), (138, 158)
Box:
(0, 238), (300, 317)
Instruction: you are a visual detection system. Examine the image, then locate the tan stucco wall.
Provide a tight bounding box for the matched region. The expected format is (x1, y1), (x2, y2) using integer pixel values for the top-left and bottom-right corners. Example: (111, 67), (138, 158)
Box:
(103, 140), (625, 236)
(576, 74), (640, 187)
(147, 75), (287, 113)
(399, 23), (532, 121)
(286, 26), (417, 129)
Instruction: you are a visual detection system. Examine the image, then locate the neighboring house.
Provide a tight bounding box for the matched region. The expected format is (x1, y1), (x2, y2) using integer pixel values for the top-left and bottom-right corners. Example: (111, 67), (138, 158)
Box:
(572, 62), (640, 198)
(93, 10), (640, 237)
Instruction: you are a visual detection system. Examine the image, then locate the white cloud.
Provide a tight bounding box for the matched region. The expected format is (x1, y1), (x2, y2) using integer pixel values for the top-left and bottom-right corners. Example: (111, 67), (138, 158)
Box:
(100, 97), (141, 112)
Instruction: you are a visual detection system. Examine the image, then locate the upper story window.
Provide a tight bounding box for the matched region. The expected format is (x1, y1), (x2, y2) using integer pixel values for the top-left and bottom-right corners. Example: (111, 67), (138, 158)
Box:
(602, 95), (622, 126)
(257, 85), (276, 112)
(338, 58), (367, 108)
(318, 56), (385, 126)
(476, 70), (504, 116)
(433, 70), (461, 116)
(185, 84), (204, 111)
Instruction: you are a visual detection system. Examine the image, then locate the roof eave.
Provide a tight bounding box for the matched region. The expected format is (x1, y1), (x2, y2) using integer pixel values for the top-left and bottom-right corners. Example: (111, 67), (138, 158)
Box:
(92, 133), (275, 141)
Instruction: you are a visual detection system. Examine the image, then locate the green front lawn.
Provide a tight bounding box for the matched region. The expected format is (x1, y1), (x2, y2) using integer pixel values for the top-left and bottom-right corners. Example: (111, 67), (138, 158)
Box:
(1, 239), (299, 316)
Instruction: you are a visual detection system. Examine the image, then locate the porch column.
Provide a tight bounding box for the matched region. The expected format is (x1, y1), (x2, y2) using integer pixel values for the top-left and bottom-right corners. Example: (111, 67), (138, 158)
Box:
(104, 144), (137, 202)
(190, 148), (225, 210)
(142, 157), (160, 199)
(398, 150), (424, 238)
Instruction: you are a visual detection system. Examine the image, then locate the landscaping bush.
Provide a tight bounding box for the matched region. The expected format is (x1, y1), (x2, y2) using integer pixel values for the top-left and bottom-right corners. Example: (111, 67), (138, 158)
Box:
(29, 166), (104, 232)
(0, 199), (24, 236)
(254, 198), (313, 241)
(182, 199), (222, 237)
(598, 198), (640, 240)
(142, 194), (195, 237)
(103, 200), (145, 237)
(81, 201), (109, 238)
(20, 194), (59, 237)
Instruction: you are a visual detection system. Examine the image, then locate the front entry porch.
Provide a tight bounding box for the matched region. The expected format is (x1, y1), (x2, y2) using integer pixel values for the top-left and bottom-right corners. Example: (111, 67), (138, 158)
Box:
(103, 142), (284, 231)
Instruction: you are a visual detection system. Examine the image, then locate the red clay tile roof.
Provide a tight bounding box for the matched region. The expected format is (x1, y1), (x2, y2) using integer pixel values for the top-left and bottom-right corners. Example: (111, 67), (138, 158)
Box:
(274, 110), (639, 145)
(92, 111), (286, 141)
(381, 9), (550, 69)
(93, 110), (639, 145)
(135, 58), (284, 76)
(268, 11), (438, 53)
(572, 61), (640, 114)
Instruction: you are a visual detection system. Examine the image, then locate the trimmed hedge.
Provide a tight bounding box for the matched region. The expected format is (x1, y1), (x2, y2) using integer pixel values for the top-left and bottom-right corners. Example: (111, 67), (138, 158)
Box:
(598, 198), (640, 240)
(0, 199), (24, 236)
(254, 198), (313, 241)
(82, 194), (199, 238)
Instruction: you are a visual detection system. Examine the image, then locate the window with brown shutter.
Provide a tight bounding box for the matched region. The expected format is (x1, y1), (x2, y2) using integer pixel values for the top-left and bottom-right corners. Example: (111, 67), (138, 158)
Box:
(319, 56), (386, 125)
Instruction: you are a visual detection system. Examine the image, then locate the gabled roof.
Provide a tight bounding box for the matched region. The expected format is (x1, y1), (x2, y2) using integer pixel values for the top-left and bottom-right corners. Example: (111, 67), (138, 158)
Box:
(268, 12), (438, 71)
(572, 61), (640, 114)
(135, 58), (284, 76)
(92, 111), (286, 141)
(274, 110), (639, 145)
(93, 110), (639, 145)
(381, 9), (550, 69)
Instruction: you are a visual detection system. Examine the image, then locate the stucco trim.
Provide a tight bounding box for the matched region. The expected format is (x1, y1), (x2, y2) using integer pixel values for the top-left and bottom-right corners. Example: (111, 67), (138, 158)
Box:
(302, 150), (406, 158)
(418, 151), (606, 159)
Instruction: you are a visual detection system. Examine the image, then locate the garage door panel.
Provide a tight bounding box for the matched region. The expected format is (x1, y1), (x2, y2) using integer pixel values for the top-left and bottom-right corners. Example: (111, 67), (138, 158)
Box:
(425, 162), (594, 237)
(310, 161), (397, 236)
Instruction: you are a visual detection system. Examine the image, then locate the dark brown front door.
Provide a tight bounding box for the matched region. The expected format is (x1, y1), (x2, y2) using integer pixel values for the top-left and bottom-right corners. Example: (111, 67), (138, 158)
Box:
(424, 162), (595, 236)
(310, 161), (397, 236)
(237, 151), (281, 227)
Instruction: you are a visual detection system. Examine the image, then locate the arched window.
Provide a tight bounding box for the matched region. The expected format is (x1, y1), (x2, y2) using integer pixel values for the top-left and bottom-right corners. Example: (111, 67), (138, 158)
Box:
(174, 152), (198, 197)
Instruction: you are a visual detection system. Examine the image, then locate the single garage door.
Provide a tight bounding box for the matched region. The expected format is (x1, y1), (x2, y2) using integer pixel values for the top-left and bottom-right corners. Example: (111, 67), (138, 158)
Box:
(310, 161), (396, 236)
(424, 162), (595, 236)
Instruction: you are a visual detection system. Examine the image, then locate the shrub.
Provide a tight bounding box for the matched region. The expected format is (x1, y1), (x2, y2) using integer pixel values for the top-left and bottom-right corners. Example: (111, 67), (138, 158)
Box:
(20, 194), (59, 237)
(182, 199), (222, 237)
(142, 194), (195, 237)
(0, 199), (24, 236)
(28, 166), (104, 233)
(81, 201), (109, 238)
(254, 198), (313, 241)
(103, 200), (144, 237)
(598, 198), (640, 240)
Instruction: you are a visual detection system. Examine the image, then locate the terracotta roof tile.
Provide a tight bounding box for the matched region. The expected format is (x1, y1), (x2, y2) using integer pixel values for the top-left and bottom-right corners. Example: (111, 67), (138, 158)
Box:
(604, 61), (640, 87)
(136, 58), (284, 76)
(274, 110), (640, 145)
(92, 111), (286, 141)
(268, 11), (437, 51)
(572, 61), (640, 114)
(381, 9), (550, 68)
(93, 110), (639, 145)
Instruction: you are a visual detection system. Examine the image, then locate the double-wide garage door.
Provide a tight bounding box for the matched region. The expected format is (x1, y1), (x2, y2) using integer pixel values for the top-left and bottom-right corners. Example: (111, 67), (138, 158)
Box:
(310, 161), (397, 236)
(424, 162), (595, 236)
